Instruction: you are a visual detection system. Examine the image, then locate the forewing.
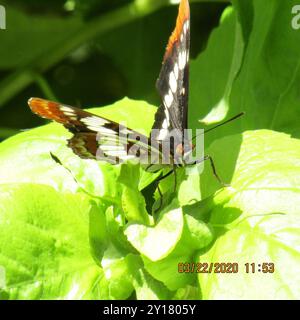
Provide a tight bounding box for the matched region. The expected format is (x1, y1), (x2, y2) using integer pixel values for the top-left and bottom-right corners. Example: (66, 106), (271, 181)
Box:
(153, 0), (190, 138)
(28, 97), (162, 164)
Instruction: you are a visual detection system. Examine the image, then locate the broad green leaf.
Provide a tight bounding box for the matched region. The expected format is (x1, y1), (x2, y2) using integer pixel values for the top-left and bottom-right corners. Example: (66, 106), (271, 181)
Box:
(177, 168), (203, 205)
(124, 203), (184, 261)
(172, 286), (200, 300)
(190, 0), (300, 148)
(99, 244), (134, 300)
(126, 254), (172, 300)
(197, 130), (300, 299)
(104, 206), (137, 255)
(230, 0), (300, 137)
(118, 164), (150, 224)
(99, 247), (171, 300)
(0, 183), (102, 299)
(231, 0), (254, 45)
(189, 6), (244, 133)
(89, 203), (109, 263)
(142, 209), (214, 291)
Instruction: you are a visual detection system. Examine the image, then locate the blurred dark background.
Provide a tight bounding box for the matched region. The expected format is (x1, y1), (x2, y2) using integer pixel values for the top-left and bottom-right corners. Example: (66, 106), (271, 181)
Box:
(0, 0), (228, 140)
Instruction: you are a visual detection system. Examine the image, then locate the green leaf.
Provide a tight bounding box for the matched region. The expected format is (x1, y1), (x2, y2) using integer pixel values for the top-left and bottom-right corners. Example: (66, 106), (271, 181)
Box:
(124, 198), (214, 291)
(231, 0), (300, 136)
(190, 0), (300, 149)
(126, 254), (172, 300)
(99, 244), (134, 300)
(0, 183), (102, 299)
(142, 206), (214, 291)
(104, 206), (135, 254)
(189, 6), (244, 131)
(172, 286), (200, 300)
(0, 98), (161, 299)
(178, 168), (202, 206)
(119, 164), (150, 224)
(124, 202), (184, 261)
(197, 130), (300, 299)
(230, 0), (300, 138)
(89, 203), (109, 263)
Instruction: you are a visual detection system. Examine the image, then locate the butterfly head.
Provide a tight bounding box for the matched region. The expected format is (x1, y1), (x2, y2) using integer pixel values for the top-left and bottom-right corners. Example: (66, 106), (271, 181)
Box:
(174, 138), (194, 165)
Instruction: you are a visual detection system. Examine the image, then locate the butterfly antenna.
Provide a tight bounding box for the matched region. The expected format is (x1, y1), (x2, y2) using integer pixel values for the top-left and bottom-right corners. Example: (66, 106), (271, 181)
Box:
(192, 112), (245, 141)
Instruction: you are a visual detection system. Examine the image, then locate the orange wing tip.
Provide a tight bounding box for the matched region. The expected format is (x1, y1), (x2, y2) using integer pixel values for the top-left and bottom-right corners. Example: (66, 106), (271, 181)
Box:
(164, 0), (190, 60)
(28, 97), (50, 112)
(28, 97), (63, 122)
(28, 97), (39, 108)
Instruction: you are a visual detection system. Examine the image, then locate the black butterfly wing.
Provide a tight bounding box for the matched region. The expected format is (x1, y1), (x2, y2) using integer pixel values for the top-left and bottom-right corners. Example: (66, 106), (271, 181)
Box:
(153, 0), (190, 140)
(28, 97), (162, 164)
(28, 1), (191, 169)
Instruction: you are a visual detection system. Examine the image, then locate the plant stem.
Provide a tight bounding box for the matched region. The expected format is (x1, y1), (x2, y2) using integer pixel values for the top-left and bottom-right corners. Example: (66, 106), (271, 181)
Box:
(34, 74), (58, 101)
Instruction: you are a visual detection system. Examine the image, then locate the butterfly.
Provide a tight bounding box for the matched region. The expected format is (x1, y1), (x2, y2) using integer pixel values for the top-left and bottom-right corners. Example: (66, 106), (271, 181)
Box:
(28, 0), (225, 199)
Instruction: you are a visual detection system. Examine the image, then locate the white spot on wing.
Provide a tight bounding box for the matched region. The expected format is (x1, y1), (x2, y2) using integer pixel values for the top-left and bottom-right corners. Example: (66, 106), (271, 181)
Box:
(157, 129), (168, 141)
(183, 20), (189, 34)
(97, 127), (116, 135)
(119, 154), (136, 161)
(82, 116), (107, 126)
(164, 90), (173, 108)
(63, 111), (76, 117)
(105, 150), (127, 156)
(120, 128), (132, 135)
(178, 50), (187, 70)
(174, 63), (179, 80)
(169, 71), (177, 94)
(87, 125), (102, 132)
(162, 119), (168, 129)
(60, 106), (74, 113)
(186, 20), (190, 31)
(100, 145), (124, 151)
(179, 50), (187, 70)
(165, 106), (170, 123)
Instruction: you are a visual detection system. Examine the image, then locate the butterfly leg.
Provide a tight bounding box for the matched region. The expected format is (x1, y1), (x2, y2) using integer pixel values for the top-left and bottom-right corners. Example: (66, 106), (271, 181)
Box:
(156, 184), (163, 212)
(173, 165), (177, 193)
(203, 155), (229, 187)
(50, 152), (63, 166)
(156, 169), (174, 182)
(50, 152), (78, 181)
(153, 169), (174, 212)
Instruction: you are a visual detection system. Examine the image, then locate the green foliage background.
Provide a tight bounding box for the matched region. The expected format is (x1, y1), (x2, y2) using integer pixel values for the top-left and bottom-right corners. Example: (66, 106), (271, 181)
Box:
(0, 0), (300, 300)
